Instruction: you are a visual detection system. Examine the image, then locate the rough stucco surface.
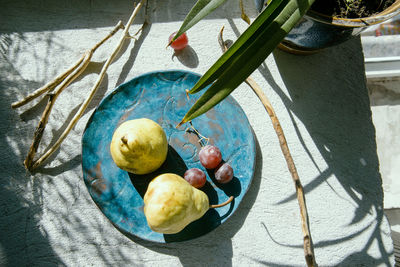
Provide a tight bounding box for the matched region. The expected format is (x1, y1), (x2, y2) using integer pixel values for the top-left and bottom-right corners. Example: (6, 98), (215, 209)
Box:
(0, 0), (395, 266)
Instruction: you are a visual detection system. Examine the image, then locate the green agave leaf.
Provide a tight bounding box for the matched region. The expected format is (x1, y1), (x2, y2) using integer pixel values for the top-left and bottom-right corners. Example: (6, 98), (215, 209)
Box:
(180, 0), (315, 125)
(188, 0), (284, 94)
(170, 0), (228, 44)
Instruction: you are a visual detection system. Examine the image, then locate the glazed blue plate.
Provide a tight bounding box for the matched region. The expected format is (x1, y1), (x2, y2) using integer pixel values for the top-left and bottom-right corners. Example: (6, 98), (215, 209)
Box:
(82, 70), (256, 243)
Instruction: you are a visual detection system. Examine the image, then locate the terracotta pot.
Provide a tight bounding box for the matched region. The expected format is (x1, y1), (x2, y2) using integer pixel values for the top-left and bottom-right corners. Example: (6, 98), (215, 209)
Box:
(279, 0), (400, 54)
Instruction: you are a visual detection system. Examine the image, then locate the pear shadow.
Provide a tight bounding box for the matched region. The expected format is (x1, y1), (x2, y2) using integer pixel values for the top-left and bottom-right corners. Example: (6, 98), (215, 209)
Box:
(163, 179), (234, 242)
(200, 181), (220, 206)
(121, 134), (263, 267)
(128, 145), (188, 198)
(163, 163), (238, 242)
(163, 208), (221, 243)
(126, 145), (224, 243)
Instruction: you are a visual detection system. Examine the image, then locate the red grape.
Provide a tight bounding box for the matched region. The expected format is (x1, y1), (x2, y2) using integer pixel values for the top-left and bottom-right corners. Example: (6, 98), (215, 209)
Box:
(214, 163), (233, 184)
(168, 32), (188, 50)
(199, 145), (222, 169)
(184, 168), (207, 188)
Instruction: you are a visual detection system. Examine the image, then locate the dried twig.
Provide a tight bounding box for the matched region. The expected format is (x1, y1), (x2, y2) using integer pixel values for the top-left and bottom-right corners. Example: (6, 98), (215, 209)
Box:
(23, 21), (124, 170)
(218, 27), (316, 267)
(30, 0), (146, 170)
(24, 51), (92, 170)
(11, 54), (86, 109)
(245, 76), (316, 266)
(239, 0), (251, 25)
(12, 22), (124, 109)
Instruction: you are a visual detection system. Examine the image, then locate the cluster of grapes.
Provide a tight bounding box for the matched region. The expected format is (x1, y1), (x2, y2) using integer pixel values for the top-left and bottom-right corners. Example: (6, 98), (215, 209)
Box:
(184, 145), (234, 188)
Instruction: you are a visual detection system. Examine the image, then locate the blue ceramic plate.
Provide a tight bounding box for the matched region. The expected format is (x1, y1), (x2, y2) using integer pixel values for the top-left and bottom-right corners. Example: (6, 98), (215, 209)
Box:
(82, 70), (256, 243)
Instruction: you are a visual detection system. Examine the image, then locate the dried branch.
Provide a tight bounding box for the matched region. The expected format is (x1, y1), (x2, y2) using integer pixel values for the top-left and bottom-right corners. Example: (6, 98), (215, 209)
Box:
(23, 21), (124, 170)
(12, 22), (124, 109)
(30, 0), (146, 170)
(239, 0), (251, 25)
(245, 76), (316, 266)
(11, 55), (86, 109)
(218, 27), (316, 267)
(24, 52), (92, 170)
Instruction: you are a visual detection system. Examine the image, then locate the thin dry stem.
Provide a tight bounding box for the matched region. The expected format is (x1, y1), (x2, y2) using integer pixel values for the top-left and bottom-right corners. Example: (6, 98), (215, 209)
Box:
(185, 89), (190, 100)
(24, 94), (57, 170)
(131, 21), (147, 38)
(24, 53), (92, 170)
(183, 94), (210, 146)
(11, 54), (85, 109)
(23, 21), (124, 170)
(218, 27), (316, 267)
(239, 0), (251, 25)
(185, 123), (210, 146)
(31, 0), (146, 170)
(12, 22), (124, 110)
(246, 76), (316, 267)
(210, 196), (234, 209)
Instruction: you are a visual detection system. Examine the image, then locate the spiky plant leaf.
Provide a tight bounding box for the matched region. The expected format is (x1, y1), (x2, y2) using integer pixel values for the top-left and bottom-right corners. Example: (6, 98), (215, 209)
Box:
(179, 0), (315, 125)
(169, 0), (229, 44)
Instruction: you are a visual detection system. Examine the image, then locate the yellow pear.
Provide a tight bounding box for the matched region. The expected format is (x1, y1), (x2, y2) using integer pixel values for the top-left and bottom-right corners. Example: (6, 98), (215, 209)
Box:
(143, 173), (209, 234)
(110, 118), (168, 175)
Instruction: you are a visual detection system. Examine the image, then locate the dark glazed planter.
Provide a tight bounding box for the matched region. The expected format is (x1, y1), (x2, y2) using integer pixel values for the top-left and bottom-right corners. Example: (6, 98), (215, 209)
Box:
(279, 0), (400, 54)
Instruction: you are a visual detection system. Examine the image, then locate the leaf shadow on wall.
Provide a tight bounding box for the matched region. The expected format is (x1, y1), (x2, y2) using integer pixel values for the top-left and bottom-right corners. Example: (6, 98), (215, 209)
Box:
(254, 38), (392, 266)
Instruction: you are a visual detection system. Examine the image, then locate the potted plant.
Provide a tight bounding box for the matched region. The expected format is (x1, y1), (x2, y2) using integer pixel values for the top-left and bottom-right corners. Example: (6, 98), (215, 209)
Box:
(281, 0), (400, 53)
(169, 0), (400, 123)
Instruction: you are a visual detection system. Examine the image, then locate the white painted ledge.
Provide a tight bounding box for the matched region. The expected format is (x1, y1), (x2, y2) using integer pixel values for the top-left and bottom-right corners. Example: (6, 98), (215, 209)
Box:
(0, 0), (395, 266)
(365, 56), (400, 78)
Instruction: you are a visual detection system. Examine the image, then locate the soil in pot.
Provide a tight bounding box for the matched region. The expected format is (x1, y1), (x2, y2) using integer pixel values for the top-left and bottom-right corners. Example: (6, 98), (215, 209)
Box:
(311, 0), (396, 18)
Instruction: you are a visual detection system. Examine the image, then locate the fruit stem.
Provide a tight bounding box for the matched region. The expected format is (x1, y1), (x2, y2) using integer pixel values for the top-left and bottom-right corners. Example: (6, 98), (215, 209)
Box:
(210, 196), (234, 209)
(121, 135), (128, 144)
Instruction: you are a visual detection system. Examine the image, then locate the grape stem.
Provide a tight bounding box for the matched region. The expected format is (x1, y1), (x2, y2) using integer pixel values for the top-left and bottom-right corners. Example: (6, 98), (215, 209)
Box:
(184, 120), (209, 147)
(218, 27), (316, 267)
(182, 90), (210, 147)
(210, 196), (234, 209)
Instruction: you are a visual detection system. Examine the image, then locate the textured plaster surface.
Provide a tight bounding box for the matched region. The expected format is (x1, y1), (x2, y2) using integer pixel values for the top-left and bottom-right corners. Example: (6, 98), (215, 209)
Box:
(0, 0), (395, 266)
(368, 79), (400, 210)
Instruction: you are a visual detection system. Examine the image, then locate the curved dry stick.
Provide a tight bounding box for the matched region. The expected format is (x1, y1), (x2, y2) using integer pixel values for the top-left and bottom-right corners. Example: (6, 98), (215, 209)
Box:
(24, 21), (124, 170)
(11, 55), (86, 109)
(11, 20), (124, 110)
(239, 0), (251, 25)
(218, 27), (316, 267)
(24, 52), (92, 170)
(245, 76), (316, 267)
(31, 0), (146, 170)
